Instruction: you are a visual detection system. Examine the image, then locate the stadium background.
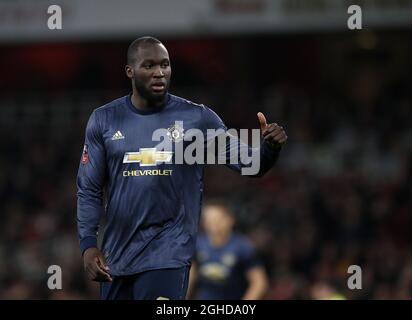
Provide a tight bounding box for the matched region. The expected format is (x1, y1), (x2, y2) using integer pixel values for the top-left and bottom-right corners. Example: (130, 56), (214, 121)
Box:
(0, 0), (411, 299)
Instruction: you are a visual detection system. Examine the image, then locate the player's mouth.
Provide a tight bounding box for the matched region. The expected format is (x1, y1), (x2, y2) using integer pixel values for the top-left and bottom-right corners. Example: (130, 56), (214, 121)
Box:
(151, 81), (166, 93)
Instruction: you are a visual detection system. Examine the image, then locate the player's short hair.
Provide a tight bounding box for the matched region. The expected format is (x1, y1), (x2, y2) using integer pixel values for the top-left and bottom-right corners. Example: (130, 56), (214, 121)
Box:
(127, 36), (162, 65)
(203, 198), (235, 218)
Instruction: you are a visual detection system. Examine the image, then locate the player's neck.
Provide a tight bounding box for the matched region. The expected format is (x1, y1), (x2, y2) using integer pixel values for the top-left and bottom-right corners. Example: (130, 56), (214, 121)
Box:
(209, 233), (231, 248)
(131, 91), (165, 112)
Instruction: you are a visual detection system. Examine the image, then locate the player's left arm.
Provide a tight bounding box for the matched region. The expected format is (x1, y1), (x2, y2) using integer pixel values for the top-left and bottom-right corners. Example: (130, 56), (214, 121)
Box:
(242, 266), (269, 300)
(240, 240), (269, 300)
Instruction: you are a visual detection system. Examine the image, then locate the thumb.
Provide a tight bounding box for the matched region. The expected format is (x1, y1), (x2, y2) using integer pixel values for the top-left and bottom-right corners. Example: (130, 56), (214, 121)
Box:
(257, 112), (267, 131)
(97, 253), (110, 271)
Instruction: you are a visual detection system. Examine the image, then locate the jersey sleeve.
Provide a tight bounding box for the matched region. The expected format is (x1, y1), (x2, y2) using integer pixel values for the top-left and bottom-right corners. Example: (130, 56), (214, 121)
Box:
(240, 239), (262, 271)
(76, 110), (107, 255)
(200, 106), (281, 176)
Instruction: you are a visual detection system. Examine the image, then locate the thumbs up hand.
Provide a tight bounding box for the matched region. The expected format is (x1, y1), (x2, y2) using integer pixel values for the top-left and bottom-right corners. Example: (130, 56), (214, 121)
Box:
(257, 112), (287, 149)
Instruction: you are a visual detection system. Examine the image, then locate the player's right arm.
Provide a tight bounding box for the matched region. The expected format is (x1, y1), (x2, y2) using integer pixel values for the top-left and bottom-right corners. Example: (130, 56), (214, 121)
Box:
(77, 110), (112, 282)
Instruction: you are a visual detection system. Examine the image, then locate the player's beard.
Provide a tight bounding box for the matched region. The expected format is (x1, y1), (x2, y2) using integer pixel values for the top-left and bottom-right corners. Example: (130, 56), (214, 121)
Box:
(133, 77), (169, 105)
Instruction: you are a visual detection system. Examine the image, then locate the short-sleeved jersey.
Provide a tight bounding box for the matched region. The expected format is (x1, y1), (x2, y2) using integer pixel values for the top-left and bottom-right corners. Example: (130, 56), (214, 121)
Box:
(194, 233), (261, 300)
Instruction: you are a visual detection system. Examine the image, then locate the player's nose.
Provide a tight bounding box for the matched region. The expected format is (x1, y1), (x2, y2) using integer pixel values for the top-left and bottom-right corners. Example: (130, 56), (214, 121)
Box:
(153, 66), (165, 77)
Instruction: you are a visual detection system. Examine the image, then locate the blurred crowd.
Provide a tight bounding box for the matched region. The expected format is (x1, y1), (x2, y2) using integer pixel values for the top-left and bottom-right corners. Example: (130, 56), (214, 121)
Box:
(0, 33), (411, 299)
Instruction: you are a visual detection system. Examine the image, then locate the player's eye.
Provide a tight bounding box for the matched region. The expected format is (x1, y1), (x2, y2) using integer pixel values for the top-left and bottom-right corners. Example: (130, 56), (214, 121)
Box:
(143, 64), (153, 69)
(161, 62), (170, 68)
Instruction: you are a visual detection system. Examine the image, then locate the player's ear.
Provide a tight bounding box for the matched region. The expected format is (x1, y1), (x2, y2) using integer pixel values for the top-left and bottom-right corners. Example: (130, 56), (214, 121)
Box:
(125, 65), (134, 79)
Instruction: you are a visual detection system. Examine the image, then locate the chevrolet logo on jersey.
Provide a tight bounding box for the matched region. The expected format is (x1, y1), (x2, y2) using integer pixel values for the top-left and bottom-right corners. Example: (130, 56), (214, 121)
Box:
(123, 148), (173, 166)
(200, 263), (229, 282)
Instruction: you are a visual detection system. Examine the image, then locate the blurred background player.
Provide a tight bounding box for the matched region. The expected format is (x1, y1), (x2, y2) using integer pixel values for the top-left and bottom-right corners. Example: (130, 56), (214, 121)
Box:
(188, 200), (268, 300)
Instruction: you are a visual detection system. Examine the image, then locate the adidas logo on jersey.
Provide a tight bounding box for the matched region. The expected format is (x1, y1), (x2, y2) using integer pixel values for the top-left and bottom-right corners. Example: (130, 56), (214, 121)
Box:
(111, 130), (125, 140)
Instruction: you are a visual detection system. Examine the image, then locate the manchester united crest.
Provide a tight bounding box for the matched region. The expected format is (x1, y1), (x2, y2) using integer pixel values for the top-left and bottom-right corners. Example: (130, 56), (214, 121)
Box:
(166, 123), (184, 142)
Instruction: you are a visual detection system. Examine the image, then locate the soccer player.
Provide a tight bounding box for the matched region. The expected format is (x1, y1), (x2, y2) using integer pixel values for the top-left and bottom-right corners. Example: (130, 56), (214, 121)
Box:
(188, 201), (269, 300)
(77, 36), (287, 300)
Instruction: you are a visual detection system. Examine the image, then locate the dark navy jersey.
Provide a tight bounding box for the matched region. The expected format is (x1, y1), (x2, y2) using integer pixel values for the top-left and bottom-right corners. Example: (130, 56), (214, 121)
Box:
(77, 93), (280, 276)
(194, 233), (261, 300)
